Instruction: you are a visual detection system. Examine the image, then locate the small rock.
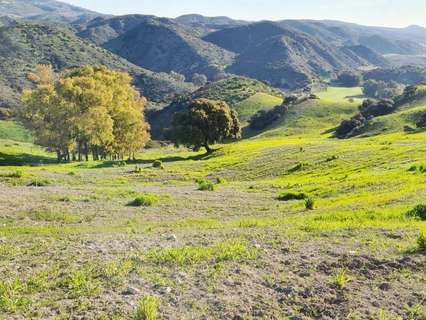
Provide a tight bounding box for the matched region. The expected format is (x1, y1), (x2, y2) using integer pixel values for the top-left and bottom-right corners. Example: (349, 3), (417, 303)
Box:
(167, 234), (177, 241)
(223, 279), (235, 286)
(379, 282), (391, 291)
(122, 287), (141, 295)
(160, 287), (172, 294)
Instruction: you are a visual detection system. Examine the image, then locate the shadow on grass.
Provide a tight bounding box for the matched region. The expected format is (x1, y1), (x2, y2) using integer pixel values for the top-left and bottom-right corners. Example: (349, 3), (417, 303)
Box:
(90, 151), (218, 169)
(0, 152), (55, 166)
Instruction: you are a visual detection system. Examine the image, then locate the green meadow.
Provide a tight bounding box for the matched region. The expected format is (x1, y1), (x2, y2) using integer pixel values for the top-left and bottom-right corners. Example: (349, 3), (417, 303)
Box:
(0, 87), (425, 319)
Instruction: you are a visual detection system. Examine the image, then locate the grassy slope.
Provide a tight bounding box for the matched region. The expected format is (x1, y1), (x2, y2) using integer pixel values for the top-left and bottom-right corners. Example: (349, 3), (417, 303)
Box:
(0, 87), (425, 318)
(0, 120), (33, 143)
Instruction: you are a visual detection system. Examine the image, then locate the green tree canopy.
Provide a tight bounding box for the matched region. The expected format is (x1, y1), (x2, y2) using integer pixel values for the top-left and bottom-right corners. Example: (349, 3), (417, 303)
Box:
(168, 98), (241, 153)
(19, 65), (150, 162)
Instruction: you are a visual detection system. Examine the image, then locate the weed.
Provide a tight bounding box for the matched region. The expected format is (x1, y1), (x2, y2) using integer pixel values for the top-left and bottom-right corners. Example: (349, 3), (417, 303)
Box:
(417, 232), (426, 252)
(332, 268), (350, 289)
(0, 277), (31, 312)
(305, 198), (315, 210)
(377, 309), (403, 320)
(61, 268), (100, 297)
(216, 177), (226, 184)
(135, 295), (160, 320)
(128, 193), (159, 207)
(197, 179), (215, 191)
(406, 204), (426, 220)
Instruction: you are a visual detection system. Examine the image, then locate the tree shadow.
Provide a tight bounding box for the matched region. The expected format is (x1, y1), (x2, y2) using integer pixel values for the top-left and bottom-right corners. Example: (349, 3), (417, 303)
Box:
(90, 151), (217, 169)
(0, 152), (55, 166)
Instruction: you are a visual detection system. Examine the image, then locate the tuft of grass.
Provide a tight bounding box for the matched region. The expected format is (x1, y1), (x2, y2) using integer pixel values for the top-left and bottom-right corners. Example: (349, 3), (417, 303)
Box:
(26, 208), (80, 223)
(128, 193), (159, 207)
(60, 268), (100, 297)
(406, 204), (426, 221)
(417, 232), (426, 252)
(197, 179), (215, 191)
(332, 268), (350, 290)
(0, 170), (23, 178)
(143, 239), (257, 267)
(135, 295), (160, 320)
(0, 277), (31, 312)
(277, 192), (307, 201)
(305, 198), (315, 210)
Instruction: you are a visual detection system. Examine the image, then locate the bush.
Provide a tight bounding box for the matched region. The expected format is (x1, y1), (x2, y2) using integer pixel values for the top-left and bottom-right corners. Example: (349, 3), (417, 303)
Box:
(406, 204), (426, 220)
(335, 113), (366, 138)
(417, 232), (426, 252)
(128, 194), (159, 207)
(197, 179), (215, 191)
(359, 99), (395, 118)
(278, 192), (307, 201)
(416, 112), (426, 128)
(248, 104), (288, 131)
(135, 295), (160, 320)
(152, 160), (163, 168)
(305, 198), (315, 210)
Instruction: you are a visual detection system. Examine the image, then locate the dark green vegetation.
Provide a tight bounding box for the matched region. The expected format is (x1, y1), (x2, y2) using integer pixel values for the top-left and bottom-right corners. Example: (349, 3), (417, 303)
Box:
(1, 86), (425, 319)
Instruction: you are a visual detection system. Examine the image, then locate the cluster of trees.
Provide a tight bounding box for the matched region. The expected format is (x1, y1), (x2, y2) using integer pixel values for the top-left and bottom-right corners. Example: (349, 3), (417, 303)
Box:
(336, 99), (396, 138)
(19, 65), (150, 162)
(249, 104), (289, 131)
(362, 80), (404, 99)
(167, 98), (241, 153)
(336, 72), (362, 87)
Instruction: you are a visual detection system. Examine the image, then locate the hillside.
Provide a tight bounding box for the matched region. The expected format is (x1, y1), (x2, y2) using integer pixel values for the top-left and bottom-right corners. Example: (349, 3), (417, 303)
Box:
(78, 15), (235, 79)
(0, 0), (103, 24)
(149, 76), (284, 138)
(1, 86), (426, 318)
(0, 22), (195, 107)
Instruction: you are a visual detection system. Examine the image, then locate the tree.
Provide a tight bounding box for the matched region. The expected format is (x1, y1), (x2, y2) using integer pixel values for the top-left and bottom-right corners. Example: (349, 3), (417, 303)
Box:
(28, 64), (57, 85)
(19, 65), (150, 162)
(192, 73), (208, 87)
(363, 80), (403, 99)
(337, 71), (361, 87)
(168, 98), (241, 153)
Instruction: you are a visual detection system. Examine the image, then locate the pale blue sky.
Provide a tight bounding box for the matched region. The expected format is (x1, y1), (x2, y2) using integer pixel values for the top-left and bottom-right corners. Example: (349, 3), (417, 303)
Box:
(63, 0), (426, 27)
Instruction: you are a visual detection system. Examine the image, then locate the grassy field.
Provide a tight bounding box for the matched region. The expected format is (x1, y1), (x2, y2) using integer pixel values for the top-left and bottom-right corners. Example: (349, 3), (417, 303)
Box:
(0, 87), (425, 319)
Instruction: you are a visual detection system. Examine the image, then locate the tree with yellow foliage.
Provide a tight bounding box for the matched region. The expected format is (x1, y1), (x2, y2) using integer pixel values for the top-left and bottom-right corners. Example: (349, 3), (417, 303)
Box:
(19, 65), (150, 162)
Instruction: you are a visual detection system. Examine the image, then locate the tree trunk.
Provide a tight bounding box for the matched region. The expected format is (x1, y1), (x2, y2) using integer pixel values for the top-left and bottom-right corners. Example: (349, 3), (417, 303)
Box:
(204, 144), (212, 154)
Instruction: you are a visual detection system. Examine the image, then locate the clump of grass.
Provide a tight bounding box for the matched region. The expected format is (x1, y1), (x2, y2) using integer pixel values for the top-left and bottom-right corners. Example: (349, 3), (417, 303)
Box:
(0, 277), (31, 312)
(1, 170), (23, 178)
(277, 192), (307, 201)
(326, 155), (339, 162)
(332, 268), (350, 289)
(197, 179), (215, 191)
(0, 244), (17, 259)
(134, 165), (143, 173)
(152, 160), (163, 169)
(67, 171), (76, 176)
(287, 161), (307, 173)
(128, 193), (159, 207)
(305, 198), (315, 210)
(61, 268), (100, 297)
(216, 177), (226, 184)
(143, 239), (257, 267)
(102, 259), (133, 286)
(406, 204), (426, 220)
(27, 179), (51, 187)
(26, 208), (79, 223)
(417, 232), (426, 252)
(135, 295), (160, 320)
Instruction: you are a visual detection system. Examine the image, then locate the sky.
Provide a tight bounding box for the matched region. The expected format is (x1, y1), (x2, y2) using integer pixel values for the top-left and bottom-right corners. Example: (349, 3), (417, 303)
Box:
(62, 0), (426, 28)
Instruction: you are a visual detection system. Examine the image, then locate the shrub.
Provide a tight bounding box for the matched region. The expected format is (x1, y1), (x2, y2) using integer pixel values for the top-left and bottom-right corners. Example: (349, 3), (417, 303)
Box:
(417, 232), (426, 252)
(128, 194), (159, 207)
(278, 192), (307, 201)
(305, 198), (315, 210)
(197, 179), (215, 191)
(249, 104), (288, 131)
(335, 113), (366, 138)
(336, 71), (361, 87)
(416, 112), (426, 128)
(406, 204), (426, 220)
(216, 177), (226, 184)
(152, 160), (163, 168)
(135, 295), (160, 320)
(359, 99), (395, 118)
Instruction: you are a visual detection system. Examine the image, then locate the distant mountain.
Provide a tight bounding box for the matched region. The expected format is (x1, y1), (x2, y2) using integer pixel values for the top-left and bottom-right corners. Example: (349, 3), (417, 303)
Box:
(0, 0), (103, 24)
(175, 14), (247, 35)
(280, 20), (426, 55)
(0, 22), (194, 107)
(204, 21), (385, 89)
(78, 15), (235, 80)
